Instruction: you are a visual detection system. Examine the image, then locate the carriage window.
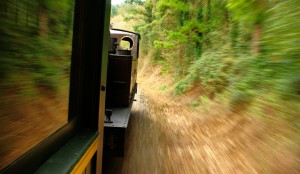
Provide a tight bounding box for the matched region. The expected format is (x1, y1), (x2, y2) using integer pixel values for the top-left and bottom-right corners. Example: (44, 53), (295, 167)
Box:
(120, 36), (134, 50)
(0, 1), (74, 170)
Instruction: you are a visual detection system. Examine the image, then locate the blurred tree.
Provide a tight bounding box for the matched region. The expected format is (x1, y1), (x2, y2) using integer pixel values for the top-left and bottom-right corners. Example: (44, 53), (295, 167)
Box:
(123, 0), (300, 123)
(111, 4), (120, 17)
(125, 0), (144, 5)
(226, 0), (267, 55)
(0, 0), (74, 95)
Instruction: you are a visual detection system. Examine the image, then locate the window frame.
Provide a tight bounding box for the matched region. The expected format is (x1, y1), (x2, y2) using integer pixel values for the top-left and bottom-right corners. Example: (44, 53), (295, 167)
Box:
(1, 0), (110, 173)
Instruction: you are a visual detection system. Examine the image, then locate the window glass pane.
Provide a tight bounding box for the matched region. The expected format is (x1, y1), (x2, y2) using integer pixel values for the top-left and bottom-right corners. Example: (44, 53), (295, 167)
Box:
(0, 0), (74, 170)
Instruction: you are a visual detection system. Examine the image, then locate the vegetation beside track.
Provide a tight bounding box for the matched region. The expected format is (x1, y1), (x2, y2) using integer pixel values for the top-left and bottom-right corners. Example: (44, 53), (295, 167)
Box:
(110, 1), (300, 172)
(113, 0), (300, 127)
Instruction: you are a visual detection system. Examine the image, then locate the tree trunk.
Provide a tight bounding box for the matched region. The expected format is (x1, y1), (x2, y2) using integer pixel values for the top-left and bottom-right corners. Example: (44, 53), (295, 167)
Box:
(38, 6), (48, 37)
(251, 0), (265, 56)
(252, 24), (261, 56)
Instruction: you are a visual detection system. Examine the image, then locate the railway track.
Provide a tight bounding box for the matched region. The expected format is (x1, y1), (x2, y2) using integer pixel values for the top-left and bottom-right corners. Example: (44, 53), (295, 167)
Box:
(103, 81), (300, 173)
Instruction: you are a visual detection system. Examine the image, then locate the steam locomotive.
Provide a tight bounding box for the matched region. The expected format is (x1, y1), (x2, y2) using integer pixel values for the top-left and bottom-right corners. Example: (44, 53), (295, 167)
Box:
(104, 28), (140, 157)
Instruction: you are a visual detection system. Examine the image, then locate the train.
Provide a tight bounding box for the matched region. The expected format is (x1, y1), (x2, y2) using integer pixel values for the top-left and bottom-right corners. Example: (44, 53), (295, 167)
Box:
(1, 0), (138, 174)
(104, 28), (140, 157)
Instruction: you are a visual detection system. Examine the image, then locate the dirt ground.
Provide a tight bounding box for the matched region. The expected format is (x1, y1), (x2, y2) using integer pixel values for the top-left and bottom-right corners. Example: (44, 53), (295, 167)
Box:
(103, 60), (300, 174)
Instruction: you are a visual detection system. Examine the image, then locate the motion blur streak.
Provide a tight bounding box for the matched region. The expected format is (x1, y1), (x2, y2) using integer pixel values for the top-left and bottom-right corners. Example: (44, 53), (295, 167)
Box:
(0, 0), (74, 170)
(105, 0), (300, 173)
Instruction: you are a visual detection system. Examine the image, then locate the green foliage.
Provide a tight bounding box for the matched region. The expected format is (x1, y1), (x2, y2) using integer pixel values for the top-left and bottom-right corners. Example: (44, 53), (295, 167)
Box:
(0, 0), (73, 97)
(226, 0), (267, 24)
(159, 85), (166, 91)
(122, 0), (300, 125)
(111, 5), (120, 17)
(262, 0), (300, 60)
(190, 100), (200, 107)
(125, 0), (145, 5)
(174, 79), (193, 95)
(156, 0), (189, 12)
(154, 40), (174, 49)
(166, 31), (188, 43)
(175, 52), (229, 96)
(199, 96), (209, 104)
(41, 0), (74, 13)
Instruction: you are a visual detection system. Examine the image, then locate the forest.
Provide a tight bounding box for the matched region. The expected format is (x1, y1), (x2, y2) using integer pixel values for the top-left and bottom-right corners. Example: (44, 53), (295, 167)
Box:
(0, 0), (74, 99)
(107, 1), (300, 172)
(113, 0), (300, 127)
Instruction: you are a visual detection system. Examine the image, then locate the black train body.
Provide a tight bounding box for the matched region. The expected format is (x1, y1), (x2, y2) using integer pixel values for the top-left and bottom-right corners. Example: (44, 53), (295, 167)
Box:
(103, 28), (140, 157)
(106, 29), (140, 107)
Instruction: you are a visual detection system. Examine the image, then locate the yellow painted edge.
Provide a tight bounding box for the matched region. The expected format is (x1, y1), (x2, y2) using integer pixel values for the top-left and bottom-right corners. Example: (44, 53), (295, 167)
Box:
(70, 135), (99, 174)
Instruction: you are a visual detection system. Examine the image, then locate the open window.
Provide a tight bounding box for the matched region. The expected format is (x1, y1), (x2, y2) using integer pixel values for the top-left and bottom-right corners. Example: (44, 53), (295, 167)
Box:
(120, 36), (134, 50)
